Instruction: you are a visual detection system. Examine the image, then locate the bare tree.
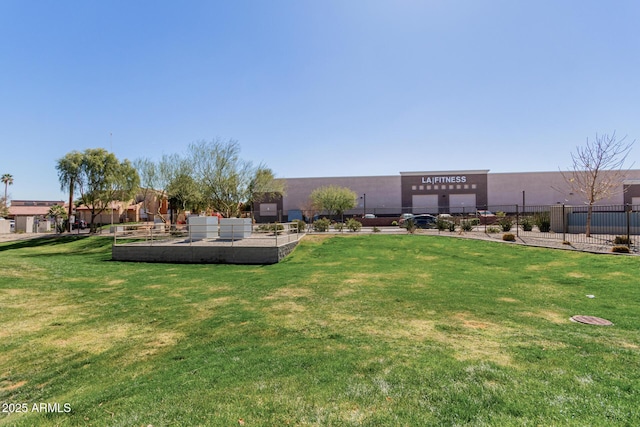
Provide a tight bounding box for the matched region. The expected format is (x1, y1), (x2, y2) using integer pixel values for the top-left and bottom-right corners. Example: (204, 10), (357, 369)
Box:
(189, 138), (284, 218)
(561, 132), (634, 237)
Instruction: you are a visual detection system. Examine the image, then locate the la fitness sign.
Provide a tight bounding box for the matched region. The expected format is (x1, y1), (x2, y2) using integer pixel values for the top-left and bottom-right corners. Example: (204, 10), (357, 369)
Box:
(421, 175), (467, 184)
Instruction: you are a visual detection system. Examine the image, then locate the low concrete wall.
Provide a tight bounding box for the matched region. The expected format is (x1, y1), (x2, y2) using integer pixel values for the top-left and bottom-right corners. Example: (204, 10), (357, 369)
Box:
(112, 240), (300, 264)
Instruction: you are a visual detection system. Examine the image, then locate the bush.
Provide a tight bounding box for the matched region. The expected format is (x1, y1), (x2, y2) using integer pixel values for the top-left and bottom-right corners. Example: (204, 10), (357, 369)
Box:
(502, 233), (516, 242)
(534, 212), (551, 232)
(612, 245), (631, 253)
(257, 223), (284, 234)
(391, 220), (398, 226)
(499, 218), (512, 232)
(313, 218), (330, 232)
(436, 218), (450, 231)
(291, 219), (306, 233)
(460, 221), (474, 232)
(520, 217), (533, 232)
(346, 218), (362, 232)
(614, 236), (631, 245)
(372, 226), (381, 233)
(496, 212), (512, 232)
(487, 226), (500, 234)
(448, 222), (456, 232)
(333, 222), (345, 232)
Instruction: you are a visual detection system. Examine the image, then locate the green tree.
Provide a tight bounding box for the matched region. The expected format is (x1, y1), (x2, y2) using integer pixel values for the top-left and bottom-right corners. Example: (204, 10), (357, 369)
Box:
(56, 151), (83, 232)
(189, 138), (283, 217)
(561, 132), (634, 237)
(133, 157), (161, 222)
(166, 169), (204, 218)
(310, 185), (357, 220)
(2, 173), (14, 209)
(57, 149), (140, 232)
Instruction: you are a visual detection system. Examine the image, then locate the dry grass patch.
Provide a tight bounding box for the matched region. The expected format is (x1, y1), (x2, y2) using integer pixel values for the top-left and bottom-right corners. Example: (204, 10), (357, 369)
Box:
(190, 297), (233, 321)
(0, 379), (27, 392)
(0, 291), (89, 338)
(520, 309), (569, 325)
(263, 287), (313, 300)
(566, 271), (589, 279)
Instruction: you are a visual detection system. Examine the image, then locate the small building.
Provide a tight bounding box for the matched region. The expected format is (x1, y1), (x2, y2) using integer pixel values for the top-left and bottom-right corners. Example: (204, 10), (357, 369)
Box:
(7, 200), (65, 233)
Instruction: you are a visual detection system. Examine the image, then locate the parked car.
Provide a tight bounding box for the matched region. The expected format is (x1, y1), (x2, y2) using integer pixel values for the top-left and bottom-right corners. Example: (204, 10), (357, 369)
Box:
(400, 214), (438, 229)
(476, 210), (497, 225)
(72, 219), (87, 230)
(363, 213), (376, 219)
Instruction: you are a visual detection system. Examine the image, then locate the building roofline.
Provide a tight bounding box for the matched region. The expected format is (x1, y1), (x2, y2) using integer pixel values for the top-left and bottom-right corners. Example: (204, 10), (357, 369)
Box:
(400, 170), (490, 176)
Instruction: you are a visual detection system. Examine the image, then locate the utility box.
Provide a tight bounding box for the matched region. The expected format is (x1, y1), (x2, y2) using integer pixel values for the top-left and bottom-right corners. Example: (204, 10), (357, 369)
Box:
(188, 216), (219, 240)
(219, 218), (252, 239)
(16, 216), (35, 233)
(37, 220), (51, 232)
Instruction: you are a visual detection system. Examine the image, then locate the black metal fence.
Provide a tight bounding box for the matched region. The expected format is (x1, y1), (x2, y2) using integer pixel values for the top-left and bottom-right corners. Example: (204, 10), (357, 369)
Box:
(280, 204), (639, 249)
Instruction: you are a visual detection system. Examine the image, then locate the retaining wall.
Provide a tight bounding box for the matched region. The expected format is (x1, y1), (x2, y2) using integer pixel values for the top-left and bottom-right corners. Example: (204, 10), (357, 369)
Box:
(112, 240), (300, 264)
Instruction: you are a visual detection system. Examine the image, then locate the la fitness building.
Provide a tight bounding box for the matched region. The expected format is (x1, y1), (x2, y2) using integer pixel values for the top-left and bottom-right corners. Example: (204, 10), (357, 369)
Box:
(254, 169), (640, 222)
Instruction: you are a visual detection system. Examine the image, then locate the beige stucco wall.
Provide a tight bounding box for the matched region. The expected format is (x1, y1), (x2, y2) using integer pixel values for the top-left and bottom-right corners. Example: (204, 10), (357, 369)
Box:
(488, 170), (640, 207)
(280, 170), (640, 215)
(282, 175), (401, 215)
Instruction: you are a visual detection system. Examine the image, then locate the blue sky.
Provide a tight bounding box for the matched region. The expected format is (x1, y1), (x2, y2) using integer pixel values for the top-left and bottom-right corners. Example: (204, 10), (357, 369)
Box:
(1, 0), (639, 201)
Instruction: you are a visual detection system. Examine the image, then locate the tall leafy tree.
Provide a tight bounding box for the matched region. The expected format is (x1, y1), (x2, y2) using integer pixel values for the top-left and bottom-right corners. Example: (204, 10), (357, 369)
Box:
(56, 151), (83, 231)
(189, 138), (283, 217)
(309, 185), (357, 220)
(561, 132), (634, 237)
(57, 149), (140, 232)
(1, 173), (14, 209)
(133, 157), (160, 221)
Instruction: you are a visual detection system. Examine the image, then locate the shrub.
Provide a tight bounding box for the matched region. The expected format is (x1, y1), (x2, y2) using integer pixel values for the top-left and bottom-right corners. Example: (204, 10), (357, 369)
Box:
(258, 223), (284, 234)
(346, 218), (362, 232)
(614, 236), (631, 245)
(391, 220), (398, 226)
(372, 226), (381, 233)
(612, 245), (631, 253)
(333, 222), (345, 232)
(499, 217), (512, 232)
(291, 219), (306, 233)
(487, 226), (500, 234)
(436, 218), (450, 231)
(460, 221), (474, 232)
(448, 222), (456, 232)
(502, 233), (516, 242)
(313, 218), (330, 232)
(520, 217), (533, 232)
(534, 212), (551, 232)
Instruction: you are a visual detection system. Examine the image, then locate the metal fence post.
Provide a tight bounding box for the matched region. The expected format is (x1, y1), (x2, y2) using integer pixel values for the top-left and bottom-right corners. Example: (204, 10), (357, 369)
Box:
(562, 204), (566, 242)
(516, 204), (519, 238)
(626, 204), (631, 248)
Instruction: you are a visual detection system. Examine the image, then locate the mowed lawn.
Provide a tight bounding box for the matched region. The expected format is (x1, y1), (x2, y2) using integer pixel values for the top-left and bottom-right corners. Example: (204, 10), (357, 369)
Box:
(1, 234), (639, 426)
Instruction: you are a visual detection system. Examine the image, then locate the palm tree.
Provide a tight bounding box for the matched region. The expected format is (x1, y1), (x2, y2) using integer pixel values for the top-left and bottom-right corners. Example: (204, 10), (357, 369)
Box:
(1, 173), (13, 208)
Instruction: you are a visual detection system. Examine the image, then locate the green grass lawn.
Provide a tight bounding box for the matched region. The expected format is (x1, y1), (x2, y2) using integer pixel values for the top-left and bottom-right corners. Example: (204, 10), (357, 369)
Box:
(1, 234), (639, 426)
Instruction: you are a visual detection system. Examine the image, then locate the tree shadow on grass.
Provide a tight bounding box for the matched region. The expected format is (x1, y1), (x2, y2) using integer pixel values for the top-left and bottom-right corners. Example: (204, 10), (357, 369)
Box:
(0, 235), (111, 255)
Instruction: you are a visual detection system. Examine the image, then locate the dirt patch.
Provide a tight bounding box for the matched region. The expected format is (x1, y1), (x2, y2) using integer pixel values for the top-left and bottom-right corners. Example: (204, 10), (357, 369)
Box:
(0, 380), (27, 392)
